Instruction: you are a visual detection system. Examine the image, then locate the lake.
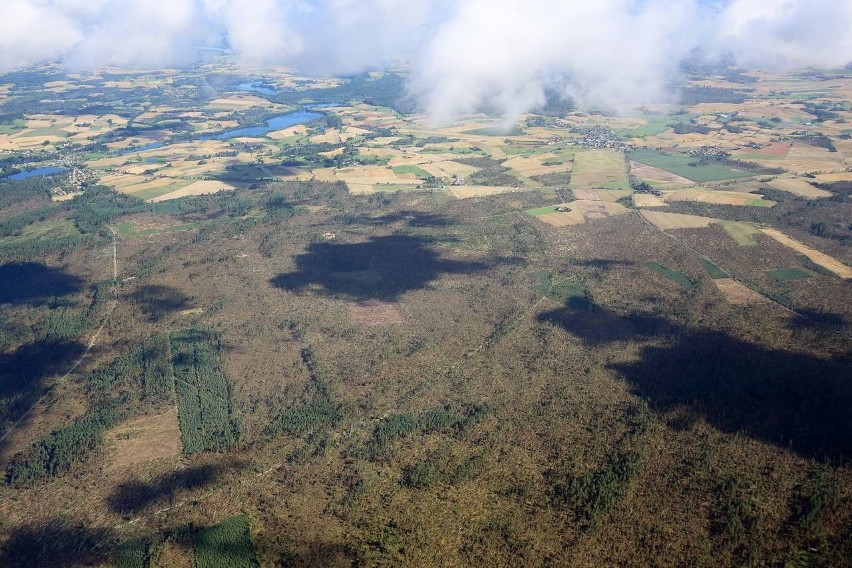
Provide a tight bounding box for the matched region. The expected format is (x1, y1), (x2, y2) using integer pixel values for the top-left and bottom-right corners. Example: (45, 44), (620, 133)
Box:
(237, 82), (277, 97)
(213, 110), (325, 141)
(116, 142), (166, 156)
(4, 166), (68, 181)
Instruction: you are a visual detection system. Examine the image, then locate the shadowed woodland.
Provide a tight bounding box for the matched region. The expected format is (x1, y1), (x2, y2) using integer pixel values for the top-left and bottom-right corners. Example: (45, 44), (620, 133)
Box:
(271, 234), (490, 301)
(541, 303), (852, 460)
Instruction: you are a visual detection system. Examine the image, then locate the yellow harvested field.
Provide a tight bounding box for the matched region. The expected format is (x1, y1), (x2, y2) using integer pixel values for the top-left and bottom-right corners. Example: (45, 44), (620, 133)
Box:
(312, 168), (339, 182)
(761, 229), (852, 279)
(121, 164), (166, 176)
(837, 140), (852, 167)
(418, 161), (478, 178)
(570, 149), (628, 189)
(150, 180), (237, 202)
(267, 125), (308, 139)
(99, 174), (150, 190)
(714, 279), (767, 305)
(337, 166), (418, 186)
(814, 172), (852, 184)
(320, 147), (345, 158)
(767, 177), (833, 198)
(348, 183), (375, 195)
(208, 95), (272, 110)
(367, 148), (405, 159)
(550, 199), (630, 221)
(641, 211), (717, 230)
(779, 144), (846, 174)
(51, 193), (82, 202)
(629, 160), (693, 185)
(340, 127), (372, 141)
(573, 189), (632, 202)
(664, 190), (774, 207)
(504, 155), (572, 177)
(633, 193), (669, 208)
(538, 209), (587, 226)
(449, 186), (527, 199)
(311, 129), (342, 144)
(125, 178), (186, 195)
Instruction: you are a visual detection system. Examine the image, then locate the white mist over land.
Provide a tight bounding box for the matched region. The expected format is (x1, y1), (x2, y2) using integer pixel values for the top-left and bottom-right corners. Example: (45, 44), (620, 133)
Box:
(1, 0), (851, 118)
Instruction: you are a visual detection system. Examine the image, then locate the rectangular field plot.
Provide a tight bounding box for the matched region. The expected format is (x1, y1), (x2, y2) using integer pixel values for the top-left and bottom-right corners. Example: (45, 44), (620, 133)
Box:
(570, 149), (630, 189)
(767, 177), (833, 199)
(647, 262), (695, 289)
(628, 149), (757, 183)
(664, 190), (776, 207)
(771, 267), (815, 281)
(762, 229), (852, 279)
(171, 329), (239, 455)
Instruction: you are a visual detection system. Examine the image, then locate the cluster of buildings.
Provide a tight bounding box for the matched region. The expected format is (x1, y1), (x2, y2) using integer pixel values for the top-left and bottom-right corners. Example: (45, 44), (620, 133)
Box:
(566, 125), (636, 152)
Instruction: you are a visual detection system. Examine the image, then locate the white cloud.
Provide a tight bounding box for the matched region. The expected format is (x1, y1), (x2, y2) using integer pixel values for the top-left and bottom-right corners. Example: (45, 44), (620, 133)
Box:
(0, 0), (850, 120)
(0, 0), (83, 71)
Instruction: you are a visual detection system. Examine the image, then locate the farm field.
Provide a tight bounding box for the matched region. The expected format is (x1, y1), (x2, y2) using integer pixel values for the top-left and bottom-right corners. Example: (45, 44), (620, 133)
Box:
(762, 228), (852, 278)
(629, 160), (694, 186)
(628, 149), (758, 182)
(570, 149), (629, 189)
(767, 177), (833, 198)
(641, 210), (718, 230)
(663, 189), (775, 207)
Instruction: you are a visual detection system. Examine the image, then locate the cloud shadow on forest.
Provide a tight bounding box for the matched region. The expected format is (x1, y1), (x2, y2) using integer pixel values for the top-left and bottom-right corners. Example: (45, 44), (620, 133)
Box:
(0, 262), (84, 306)
(539, 303), (852, 460)
(129, 285), (191, 322)
(107, 464), (222, 514)
(270, 234), (490, 301)
(0, 517), (114, 568)
(0, 340), (86, 458)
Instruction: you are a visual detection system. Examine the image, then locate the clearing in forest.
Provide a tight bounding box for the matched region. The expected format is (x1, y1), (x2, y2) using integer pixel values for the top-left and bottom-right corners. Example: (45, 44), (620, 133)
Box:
(350, 301), (404, 325)
(641, 210), (718, 230)
(104, 409), (181, 471)
(714, 279), (766, 305)
(664, 190), (775, 207)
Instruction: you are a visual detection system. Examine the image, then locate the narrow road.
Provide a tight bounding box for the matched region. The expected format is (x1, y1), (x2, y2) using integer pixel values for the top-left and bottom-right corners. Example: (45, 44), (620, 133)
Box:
(0, 226), (120, 446)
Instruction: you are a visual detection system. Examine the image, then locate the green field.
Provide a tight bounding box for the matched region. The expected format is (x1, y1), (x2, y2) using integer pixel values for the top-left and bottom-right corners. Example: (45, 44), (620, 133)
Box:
(464, 126), (525, 136)
(647, 262), (695, 289)
(771, 267), (815, 281)
(129, 181), (191, 202)
(526, 206), (562, 217)
(700, 257), (729, 280)
(528, 271), (590, 308)
(617, 114), (689, 138)
(392, 165), (433, 179)
(194, 516), (259, 568)
(720, 221), (762, 246)
(628, 149), (756, 183)
(114, 219), (200, 238)
(0, 219), (80, 244)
